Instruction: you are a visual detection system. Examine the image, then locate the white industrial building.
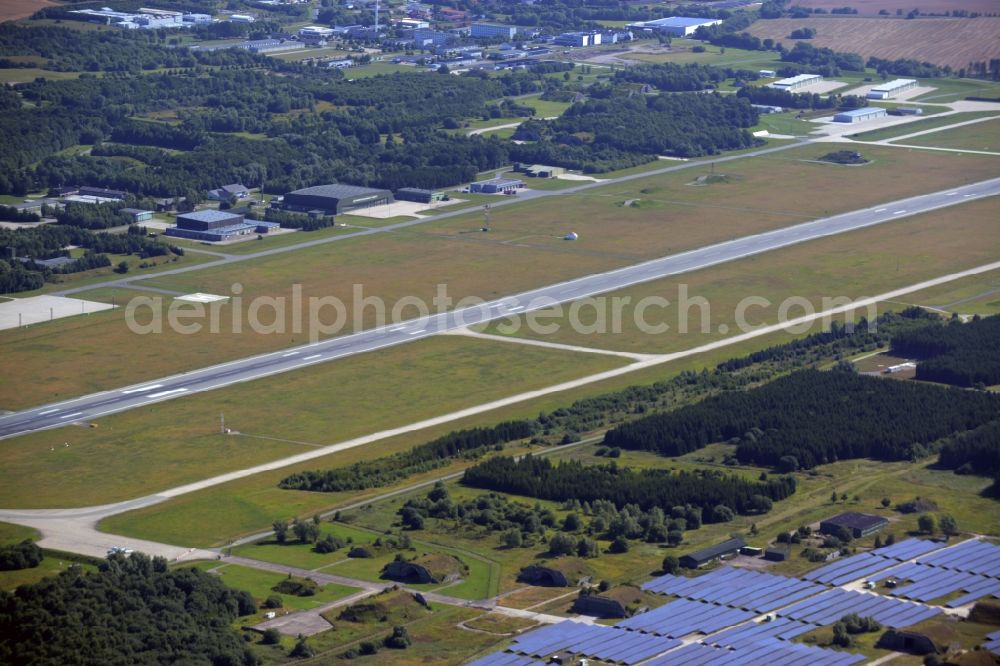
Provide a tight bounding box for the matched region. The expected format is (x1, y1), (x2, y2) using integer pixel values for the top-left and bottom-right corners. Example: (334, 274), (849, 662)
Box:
(626, 16), (722, 37)
(770, 73), (823, 91)
(866, 78), (918, 99)
(553, 31), (601, 47)
(299, 25), (335, 39)
(230, 14), (256, 23)
(833, 107), (888, 123)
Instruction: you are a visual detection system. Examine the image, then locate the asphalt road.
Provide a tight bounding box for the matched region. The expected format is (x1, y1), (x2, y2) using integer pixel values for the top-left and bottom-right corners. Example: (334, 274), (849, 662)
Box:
(3, 177), (997, 439)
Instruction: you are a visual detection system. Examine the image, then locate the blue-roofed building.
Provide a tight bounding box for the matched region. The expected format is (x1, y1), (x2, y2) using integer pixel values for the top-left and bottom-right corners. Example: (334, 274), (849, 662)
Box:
(626, 16), (722, 36)
(165, 209), (279, 242)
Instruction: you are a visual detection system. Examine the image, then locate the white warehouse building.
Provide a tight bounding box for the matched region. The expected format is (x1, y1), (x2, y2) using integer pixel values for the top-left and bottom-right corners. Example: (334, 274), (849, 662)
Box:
(626, 16), (722, 36)
(833, 107), (888, 123)
(866, 78), (918, 99)
(770, 73), (823, 91)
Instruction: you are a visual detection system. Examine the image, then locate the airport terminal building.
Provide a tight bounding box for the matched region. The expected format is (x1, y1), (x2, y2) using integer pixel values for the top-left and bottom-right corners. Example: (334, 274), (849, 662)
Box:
(280, 184), (393, 215)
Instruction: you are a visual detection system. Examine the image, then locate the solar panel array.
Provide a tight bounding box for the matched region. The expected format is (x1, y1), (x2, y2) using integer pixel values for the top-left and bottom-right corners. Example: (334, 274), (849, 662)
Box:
(705, 616), (815, 648)
(642, 567), (825, 612)
(617, 598), (757, 637)
(916, 538), (1000, 578)
(507, 621), (680, 665)
(641, 637), (865, 666)
(466, 653), (544, 666)
(870, 538), (946, 562)
(863, 561), (998, 604)
(777, 588), (941, 628)
(803, 552), (899, 586)
(985, 629), (1000, 656)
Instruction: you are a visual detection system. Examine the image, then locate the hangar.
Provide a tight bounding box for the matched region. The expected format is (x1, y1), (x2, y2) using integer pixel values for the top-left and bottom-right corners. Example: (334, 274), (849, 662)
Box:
(626, 16), (722, 36)
(281, 184), (393, 215)
(833, 107), (887, 123)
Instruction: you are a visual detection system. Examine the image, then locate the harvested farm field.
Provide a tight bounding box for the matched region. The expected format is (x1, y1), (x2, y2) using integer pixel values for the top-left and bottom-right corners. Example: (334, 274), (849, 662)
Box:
(746, 17), (1000, 70)
(785, 0), (1000, 16)
(0, 0), (58, 23)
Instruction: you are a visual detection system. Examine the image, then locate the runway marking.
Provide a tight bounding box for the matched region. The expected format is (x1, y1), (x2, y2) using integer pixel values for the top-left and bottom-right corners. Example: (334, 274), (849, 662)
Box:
(121, 384), (163, 395)
(893, 210), (907, 214)
(408, 329), (426, 335)
(507, 305), (524, 311)
(875, 208), (886, 212)
(147, 388), (188, 398)
(946, 192), (957, 196)
(303, 354), (322, 360)
(963, 194), (973, 197)
(281, 351), (299, 357)
(390, 326), (406, 332)
(58, 412), (83, 420)
(38, 409), (60, 415)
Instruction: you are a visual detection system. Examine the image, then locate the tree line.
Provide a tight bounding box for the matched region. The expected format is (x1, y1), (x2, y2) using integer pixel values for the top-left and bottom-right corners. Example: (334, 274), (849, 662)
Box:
(603, 367), (1000, 469)
(461, 455), (797, 519)
(936, 420), (1000, 478)
(280, 420), (536, 492)
(892, 314), (1000, 387)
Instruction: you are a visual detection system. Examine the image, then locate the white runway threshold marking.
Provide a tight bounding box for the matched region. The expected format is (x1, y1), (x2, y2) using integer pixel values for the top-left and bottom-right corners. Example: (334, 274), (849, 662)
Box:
(121, 384), (163, 395)
(146, 389), (188, 398)
(303, 354), (322, 360)
(37, 409), (60, 416)
(58, 412), (83, 420)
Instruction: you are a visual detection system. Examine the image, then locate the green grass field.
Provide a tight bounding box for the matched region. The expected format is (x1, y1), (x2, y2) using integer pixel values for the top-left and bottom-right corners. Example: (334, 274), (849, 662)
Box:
(0, 335), (627, 509)
(899, 117), (1000, 151)
(912, 77), (1000, 103)
(95, 325), (868, 548)
(478, 197), (1000, 353)
(0, 522), (39, 545)
(0, 555), (98, 591)
(850, 111), (999, 142)
(900, 267), (1000, 316)
(193, 562), (360, 615)
(6, 142), (994, 408)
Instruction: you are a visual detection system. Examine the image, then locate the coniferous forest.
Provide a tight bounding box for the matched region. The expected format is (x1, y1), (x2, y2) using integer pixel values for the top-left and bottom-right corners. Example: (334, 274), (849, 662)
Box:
(602, 369), (999, 469)
(892, 315), (1000, 387)
(462, 456), (797, 520)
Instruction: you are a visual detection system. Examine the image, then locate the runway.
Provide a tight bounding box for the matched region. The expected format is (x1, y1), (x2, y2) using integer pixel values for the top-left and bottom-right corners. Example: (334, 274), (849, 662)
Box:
(1, 177), (997, 439)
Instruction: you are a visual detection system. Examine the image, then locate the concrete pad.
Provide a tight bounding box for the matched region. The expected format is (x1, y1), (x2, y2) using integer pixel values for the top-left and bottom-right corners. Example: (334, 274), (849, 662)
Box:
(793, 80), (849, 94)
(0, 295), (114, 331)
(176, 292), (229, 304)
(842, 84), (937, 101)
(346, 197), (467, 220)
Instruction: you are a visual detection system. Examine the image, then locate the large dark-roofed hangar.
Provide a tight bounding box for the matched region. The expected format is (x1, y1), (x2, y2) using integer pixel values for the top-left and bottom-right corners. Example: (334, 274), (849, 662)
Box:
(282, 184), (393, 215)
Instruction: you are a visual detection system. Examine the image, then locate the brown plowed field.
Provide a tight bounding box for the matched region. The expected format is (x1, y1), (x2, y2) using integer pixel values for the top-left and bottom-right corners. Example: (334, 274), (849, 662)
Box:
(746, 17), (1000, 69)
(786, 0), (1000, 16)
(0, 0), (58, 23)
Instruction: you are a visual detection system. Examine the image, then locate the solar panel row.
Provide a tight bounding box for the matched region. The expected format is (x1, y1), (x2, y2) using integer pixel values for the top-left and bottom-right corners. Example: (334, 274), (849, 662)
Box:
(870, 538), (945, 562)
(778, 589), (941, 628)
(705, 616), (815, 648)
(804, 552), (899, 586)
(890, 567), (984, 602)
(642, 637), (864, 666)
(917, 539), (1000, 578)
(617, 598), (757, 637)
(507, 620), (679, 664)
(643, 568), (824, 612)
(466, 652), (544, 666)
(985, 630), (1000, 656)
(946, 578), (1000, 608)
